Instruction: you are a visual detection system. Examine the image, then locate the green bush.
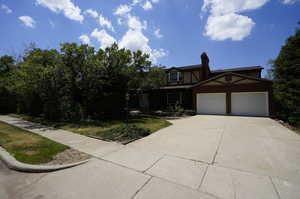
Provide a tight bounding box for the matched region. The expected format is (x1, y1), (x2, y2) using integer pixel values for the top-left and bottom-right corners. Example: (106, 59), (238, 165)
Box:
(99, 124), (150, 141)
(184, 110), (197, 116)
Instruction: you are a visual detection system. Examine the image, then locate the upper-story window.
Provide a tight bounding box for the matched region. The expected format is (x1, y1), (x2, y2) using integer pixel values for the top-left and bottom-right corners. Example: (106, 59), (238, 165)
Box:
(169, 71), (181, 83)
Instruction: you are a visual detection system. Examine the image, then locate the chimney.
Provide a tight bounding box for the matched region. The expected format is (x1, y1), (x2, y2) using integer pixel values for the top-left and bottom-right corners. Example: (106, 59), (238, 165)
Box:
(201, 52), (210, 80)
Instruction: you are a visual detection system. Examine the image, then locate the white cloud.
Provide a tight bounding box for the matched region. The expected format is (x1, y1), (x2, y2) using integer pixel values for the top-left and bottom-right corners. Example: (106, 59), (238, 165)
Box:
(152, 49), (167, 61)
(79, 34), (91, 45)
(154, 28), (163, 38)
(117, 13), (166, 63)
(132, 0), (140, 5)
(114, 4), (132, 16)
(202, 0), (269, 41)
(84, 9), (114, 32)
(36, 0), (84, 23)
(142, 1), (153, 10)
(202, 0), (269, 15)
(119, 29), (150, 53)
(84, 9), (98, 18)
(91, 28), (116, 49)
(19, 16), (36, 28)
(151, 0), (160, 3)
(1, 4), (12, 14)
(281, 0), (298, 4)
(99, 14), (115, 32)
(205, 13), (254, 41)
(119, 26), (166, 63)
(127, 15), (147, 31)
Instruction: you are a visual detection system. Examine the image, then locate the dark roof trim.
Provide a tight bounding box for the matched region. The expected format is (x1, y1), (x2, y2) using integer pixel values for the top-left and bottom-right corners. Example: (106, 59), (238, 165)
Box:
(211, 66), (263, 73)
(165, 64), (202, 71)
(191, 72), (272, 88)
(159, 85), (194, 89)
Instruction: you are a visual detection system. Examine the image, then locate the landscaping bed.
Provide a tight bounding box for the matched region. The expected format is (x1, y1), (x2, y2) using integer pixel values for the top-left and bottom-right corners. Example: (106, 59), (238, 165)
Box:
(142, 106), (197, 118)
(9, 114), (172, 144)
(275, 119), (300, 136)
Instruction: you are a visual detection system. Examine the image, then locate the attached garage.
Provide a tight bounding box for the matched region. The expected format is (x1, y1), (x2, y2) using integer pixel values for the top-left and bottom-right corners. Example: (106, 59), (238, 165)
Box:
(197, 93), (226, 115)
(192, 72), (274, 117)
(231, 92), (269, 117)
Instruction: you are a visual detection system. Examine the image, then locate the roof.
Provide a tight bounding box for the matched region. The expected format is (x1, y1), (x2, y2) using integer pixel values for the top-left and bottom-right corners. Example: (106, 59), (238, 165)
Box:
(166, 65), (263, 73)
(166, 64), (202, 71)
(192, 72), (272, 88)
(211, 66), (263, 73)
(159, 85), (194, 89)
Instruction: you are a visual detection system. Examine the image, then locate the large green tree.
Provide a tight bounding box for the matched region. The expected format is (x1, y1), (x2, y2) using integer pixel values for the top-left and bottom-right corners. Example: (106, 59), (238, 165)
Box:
(272, 21), (300, 126)
(0, 42), (166, 121)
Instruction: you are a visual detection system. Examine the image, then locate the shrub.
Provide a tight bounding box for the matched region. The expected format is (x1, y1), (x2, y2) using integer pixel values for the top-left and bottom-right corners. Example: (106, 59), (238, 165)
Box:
(184, 110), (197, 116)
(99, 124), (150, 142)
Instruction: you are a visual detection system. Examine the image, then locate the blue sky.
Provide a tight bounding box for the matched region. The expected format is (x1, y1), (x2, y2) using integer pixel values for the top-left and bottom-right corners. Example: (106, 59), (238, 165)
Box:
(0, 0), (299, 76)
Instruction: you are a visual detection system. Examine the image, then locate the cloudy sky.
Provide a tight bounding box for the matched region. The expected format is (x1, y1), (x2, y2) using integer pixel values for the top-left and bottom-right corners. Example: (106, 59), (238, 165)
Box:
(0, 0), (299, 75)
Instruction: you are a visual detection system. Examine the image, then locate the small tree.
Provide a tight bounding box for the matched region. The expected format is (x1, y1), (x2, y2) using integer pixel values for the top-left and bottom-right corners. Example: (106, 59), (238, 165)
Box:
(272, 21), (300, 127)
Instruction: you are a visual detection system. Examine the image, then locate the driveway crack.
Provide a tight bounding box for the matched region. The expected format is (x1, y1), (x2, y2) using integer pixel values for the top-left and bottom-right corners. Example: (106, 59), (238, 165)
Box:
(269, 177), (282, 199)
(131, 176), (152, 199)
(212, 127), (225, 165)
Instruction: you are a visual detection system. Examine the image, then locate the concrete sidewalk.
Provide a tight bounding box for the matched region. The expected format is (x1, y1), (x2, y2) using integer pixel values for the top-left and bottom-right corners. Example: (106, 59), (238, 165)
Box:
(0, 115), (123, 158)
(1, 115), (300, 199)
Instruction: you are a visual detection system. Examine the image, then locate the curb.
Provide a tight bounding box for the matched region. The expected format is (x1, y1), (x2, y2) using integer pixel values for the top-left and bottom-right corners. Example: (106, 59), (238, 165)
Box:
(0, 146), (89, 173)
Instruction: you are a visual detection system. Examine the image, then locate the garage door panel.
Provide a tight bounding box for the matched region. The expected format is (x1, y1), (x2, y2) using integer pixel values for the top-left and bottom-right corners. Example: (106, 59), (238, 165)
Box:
(197, 93), (226, 115)
(231, 92), (269, 117)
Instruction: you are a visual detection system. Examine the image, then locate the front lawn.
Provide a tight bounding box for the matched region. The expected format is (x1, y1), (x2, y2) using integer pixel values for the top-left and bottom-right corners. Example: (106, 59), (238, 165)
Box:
(0, 121), (68, 164)
(9, 114), (172, 143)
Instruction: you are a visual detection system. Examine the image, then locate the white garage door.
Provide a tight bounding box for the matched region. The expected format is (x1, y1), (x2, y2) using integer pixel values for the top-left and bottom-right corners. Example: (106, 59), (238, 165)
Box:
(231, 92), (269, 116)
(197, 93), (226, 115)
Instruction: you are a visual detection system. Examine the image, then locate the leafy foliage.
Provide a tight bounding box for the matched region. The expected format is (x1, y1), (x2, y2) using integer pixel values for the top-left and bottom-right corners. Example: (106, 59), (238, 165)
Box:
(271, 22), (300, 127)
(98, 124), (150, 142)
(0, 55), (15, 73)
(0, 43), (166, 121)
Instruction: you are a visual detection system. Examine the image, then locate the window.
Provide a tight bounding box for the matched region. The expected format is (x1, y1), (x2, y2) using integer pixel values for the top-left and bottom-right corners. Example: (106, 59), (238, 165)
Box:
(169, 71), (181, 82)
(167, 93), (182, 105)
(169, 71), (178, 82)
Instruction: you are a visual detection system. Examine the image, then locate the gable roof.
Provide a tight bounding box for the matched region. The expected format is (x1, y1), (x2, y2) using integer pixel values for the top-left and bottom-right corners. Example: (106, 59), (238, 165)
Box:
(211, 66), (263, 73)
(191, 72), (272, 88)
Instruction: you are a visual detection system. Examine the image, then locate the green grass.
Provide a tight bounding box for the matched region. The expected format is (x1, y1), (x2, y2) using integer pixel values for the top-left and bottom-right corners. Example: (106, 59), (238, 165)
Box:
(0, 121), (68, 164)
(9, 114), (172, 142)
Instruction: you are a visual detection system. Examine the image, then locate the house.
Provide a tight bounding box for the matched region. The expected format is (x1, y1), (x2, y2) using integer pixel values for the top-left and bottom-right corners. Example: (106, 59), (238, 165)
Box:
(147, 53), (274, 117)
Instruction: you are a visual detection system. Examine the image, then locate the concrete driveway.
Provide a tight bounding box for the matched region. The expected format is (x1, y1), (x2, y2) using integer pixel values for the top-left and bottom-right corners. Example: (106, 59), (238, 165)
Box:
(1, 115), (300, 199)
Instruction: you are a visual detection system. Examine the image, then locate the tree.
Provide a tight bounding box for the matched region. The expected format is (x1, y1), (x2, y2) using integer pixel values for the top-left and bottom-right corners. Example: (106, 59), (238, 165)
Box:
(0, 55), (17, 113)
(0, 42), (155, 121)
(0, 55), (15, 73)
(141, 66), (167, 89)
(272, 21), (300, 127)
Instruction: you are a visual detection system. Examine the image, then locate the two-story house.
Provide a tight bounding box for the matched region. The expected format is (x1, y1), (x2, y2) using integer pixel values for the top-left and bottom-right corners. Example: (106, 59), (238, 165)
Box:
(147, 53), (274, 117)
